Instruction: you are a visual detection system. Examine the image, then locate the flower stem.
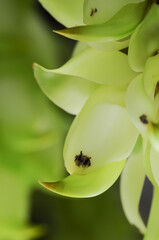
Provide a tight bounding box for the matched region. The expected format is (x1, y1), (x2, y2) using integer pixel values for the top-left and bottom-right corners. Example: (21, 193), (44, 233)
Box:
(144, 188), (159, 240)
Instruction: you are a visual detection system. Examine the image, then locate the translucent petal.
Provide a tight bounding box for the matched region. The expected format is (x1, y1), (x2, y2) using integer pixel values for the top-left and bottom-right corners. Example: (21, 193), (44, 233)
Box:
(55, 2), (147, 42)
(39, 0), (84, 27)
(143, 189), (159, 240)
(83, 0), (145, 25)
(88, 38), (129, 51)
(72, 42), (89, 57)
(129, 4), (159, 72)
(150, 146), (159, 186)
(154, 94), (159, 122)
(40, 159), (125, 198)
(143, 54), (159, 96)
(126, 74), (154, 135)
(143, 140), (158, 188)
(33, 63), (99, 115)
(64, 86), (138, 175)
(120, 149), (146, 233)
(149, 124), (159, 152)
(53, 48), (137, 85)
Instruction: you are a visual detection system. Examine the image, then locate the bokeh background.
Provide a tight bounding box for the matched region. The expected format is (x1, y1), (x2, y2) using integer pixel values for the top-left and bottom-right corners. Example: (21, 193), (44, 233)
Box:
(0, 0), (145, 239)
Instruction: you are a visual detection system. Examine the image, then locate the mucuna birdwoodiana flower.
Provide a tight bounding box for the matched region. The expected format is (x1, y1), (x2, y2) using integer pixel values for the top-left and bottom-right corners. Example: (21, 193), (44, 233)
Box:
(34, 1), (159, 239)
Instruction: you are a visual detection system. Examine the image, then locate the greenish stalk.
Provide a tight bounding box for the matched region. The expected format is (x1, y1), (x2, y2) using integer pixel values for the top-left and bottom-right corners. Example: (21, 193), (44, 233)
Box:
(144, 188), (159, 240)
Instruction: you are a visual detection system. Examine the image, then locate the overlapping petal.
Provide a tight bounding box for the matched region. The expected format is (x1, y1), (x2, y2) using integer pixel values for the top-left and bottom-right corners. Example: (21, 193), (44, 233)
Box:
(34, 48), (137, 115)
(126, 74), (154, 135)
(150, 146), (159, 187)
(149, 123), (159, 152)
(88, 38), (129, 51)
(120, 137), (146, 233)
(143, 189), (159, 240)
(40, 160), (125, 198)
(33, 63), (98, 115)
(143, 54), (159, 97)
(51, 48), (137, 85)
(39, 0), (84, 27)
(83, 0), (145, 25)
(143, 141), (158, 188)
(154, 94), (159, 124)
(64, 86), (138, 175)
(129, 4), (159, 72)
(56, 2), (147, 42)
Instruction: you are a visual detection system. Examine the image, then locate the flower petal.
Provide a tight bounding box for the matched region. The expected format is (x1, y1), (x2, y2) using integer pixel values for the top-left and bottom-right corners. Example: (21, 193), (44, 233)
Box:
(40, 159), (125, 198)
(53, 48), (137, 85)
(143, 189), (159, 240)
(154, 94), (159, 123)
(143, 140), (158, 188)
(83, 0), (145, 25)
(128, 4), (159, 72)
(120, 141), (146, 233)
(149, 124), (159, 153)
(143, 54), (159, 96)
(126, 74), (154, 135)
(64, 86), (138, 175)
(72, 42), (89, 57)
(150, 146), (159, 186)
(55, 2), (147, 42)
(33, 63), (98, 115)
(88, 38), (129, 51)
(39, 0), (84, 27)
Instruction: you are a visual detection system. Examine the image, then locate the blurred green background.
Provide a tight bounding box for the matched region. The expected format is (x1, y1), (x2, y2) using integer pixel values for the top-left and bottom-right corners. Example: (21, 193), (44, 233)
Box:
(0, 0), (142, 239)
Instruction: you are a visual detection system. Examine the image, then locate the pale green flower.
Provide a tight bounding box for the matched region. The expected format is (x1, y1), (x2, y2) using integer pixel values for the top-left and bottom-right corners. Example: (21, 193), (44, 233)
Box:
(33, 44), (141, 234)
(33, 43), (138, 198)
(34, 1), (159, 239)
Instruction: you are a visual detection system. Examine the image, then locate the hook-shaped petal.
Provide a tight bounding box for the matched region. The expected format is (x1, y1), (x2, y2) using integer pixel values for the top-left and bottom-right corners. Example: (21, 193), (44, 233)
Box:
(33, 63), (98, 115)
(52, 48), (137, 85)
(55, 2), (146, 42)
(64, 86), (138, 175)
(40, 159), (125, 198)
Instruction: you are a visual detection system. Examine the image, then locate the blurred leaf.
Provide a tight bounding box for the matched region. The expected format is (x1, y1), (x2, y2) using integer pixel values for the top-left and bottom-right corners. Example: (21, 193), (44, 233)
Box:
(0, 0), (73, 238)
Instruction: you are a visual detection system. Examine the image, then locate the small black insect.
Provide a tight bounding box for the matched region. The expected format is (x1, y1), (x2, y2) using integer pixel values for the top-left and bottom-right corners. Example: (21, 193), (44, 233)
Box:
(90, 8), (97, 17)
(75, 151), (91, 168)
(140, 114), (149, 124)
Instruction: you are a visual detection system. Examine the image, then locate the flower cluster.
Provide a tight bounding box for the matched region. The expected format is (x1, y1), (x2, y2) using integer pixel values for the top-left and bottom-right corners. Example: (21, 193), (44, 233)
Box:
(34, 1), (159, 239)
